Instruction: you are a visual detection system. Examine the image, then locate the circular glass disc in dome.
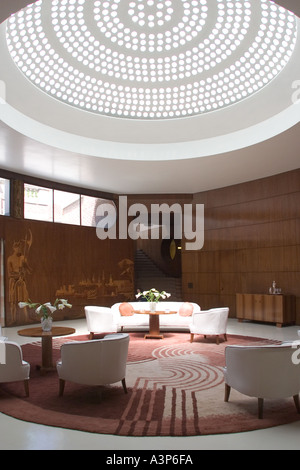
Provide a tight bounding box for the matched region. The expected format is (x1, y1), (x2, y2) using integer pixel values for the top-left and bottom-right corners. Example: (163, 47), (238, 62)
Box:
(6, 0), (297, 120)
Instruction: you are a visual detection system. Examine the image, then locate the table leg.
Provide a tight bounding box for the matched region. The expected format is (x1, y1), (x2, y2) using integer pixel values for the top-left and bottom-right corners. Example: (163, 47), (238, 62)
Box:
(40, 335), (55, 373)
(145, 314), (163, 339)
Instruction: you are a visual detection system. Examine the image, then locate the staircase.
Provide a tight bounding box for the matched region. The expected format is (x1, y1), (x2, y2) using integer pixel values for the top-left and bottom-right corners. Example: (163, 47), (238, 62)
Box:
(134, 249), (182, 301)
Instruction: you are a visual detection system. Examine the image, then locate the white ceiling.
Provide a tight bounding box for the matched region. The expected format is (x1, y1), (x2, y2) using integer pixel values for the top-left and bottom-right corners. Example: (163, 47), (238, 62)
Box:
(0, 0), (299, 195)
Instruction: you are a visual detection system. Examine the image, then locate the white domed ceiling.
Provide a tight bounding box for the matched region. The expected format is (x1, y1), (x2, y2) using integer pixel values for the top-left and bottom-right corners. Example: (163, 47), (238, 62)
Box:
(0, 0), (299, 194)
(5, 0), (298, 119)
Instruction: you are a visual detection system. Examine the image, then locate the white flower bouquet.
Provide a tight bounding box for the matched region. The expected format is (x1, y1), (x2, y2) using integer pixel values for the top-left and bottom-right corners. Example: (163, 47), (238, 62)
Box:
(18, 298), (72, 319)
(136, 288), (171, 303)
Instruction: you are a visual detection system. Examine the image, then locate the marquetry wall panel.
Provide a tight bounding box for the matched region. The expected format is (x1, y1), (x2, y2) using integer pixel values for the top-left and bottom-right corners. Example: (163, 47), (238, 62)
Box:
(182, 169), (300, 325)
(2, 217), (134, 326)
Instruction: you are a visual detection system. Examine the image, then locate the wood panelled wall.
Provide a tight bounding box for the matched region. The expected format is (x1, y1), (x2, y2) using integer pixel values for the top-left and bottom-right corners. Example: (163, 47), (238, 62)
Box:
(1, 217), (134, 327)
(181, 169), (300, 325)
(1, 169), (299, 327)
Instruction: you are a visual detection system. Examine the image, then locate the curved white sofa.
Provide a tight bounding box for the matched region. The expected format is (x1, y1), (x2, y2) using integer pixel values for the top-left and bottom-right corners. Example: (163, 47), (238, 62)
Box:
(111, 301), (201, 332)
(85, 302), (201, 337)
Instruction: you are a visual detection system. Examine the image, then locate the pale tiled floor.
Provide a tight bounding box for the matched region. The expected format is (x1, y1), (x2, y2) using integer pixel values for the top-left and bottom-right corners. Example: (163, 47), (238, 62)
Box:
(1, 318), (300, 450)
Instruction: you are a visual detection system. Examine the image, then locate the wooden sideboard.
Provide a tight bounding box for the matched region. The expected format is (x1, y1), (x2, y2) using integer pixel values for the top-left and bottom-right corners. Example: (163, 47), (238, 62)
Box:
(236, 293), (296, 327)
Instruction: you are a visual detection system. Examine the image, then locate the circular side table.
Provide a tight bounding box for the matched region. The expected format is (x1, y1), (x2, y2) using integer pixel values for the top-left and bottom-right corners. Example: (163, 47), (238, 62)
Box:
(18, 326), (75, 373)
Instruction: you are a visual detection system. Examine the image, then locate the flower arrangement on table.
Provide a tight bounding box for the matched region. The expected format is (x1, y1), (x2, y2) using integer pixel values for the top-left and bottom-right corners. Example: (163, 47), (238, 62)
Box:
(136, 288), (171, 312)
(18, 298), (72, 331)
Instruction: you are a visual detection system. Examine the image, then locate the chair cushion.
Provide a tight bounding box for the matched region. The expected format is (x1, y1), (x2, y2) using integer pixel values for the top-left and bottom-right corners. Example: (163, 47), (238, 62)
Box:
(119, 302), (134, 316)
(179, 302), (194, 316)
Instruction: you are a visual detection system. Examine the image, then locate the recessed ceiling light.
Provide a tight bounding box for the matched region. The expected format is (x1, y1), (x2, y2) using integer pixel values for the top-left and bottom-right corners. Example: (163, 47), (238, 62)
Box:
(6, 0), (297, 120)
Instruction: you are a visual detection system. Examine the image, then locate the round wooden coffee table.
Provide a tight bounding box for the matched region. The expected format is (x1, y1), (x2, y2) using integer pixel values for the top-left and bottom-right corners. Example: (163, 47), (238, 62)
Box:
(134, 310), (176, 339)
(18, 326), (75, 373)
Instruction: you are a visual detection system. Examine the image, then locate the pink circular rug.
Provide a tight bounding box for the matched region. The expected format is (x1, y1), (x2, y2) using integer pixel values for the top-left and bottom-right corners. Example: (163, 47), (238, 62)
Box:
(0, 332), (299, 436)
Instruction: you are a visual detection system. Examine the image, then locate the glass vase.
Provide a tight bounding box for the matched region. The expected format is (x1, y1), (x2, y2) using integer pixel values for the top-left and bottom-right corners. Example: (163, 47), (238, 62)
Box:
(41, 316), (53, 332)
(149, 302), (157, 313)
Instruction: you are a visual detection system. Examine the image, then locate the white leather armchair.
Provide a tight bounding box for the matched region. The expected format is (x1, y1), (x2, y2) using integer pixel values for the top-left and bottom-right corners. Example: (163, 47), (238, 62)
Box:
(56, 333), (130, 396)
(0, 341), (30, 396)
(189, 307), (229, 344)
(223, 344), (300, 419)
(84, 306), (117, 339)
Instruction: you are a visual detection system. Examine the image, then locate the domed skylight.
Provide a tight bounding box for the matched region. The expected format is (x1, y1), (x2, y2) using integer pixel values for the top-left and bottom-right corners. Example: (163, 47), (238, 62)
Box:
(6, 0), (297, 119)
